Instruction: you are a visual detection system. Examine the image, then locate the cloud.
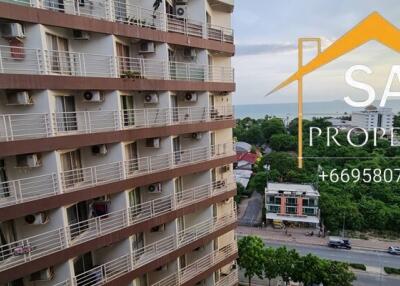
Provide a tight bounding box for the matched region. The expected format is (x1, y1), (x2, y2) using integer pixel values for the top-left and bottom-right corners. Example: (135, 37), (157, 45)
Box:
(236, 39), (333, 57)
(236, 43), (297, 56)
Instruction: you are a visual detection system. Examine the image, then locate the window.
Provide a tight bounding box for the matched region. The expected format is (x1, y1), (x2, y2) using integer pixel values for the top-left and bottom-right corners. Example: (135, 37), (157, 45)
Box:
(55, 96), (77, 132)
(132, 232), (144, 252)
(116, 42), (130, 75)
(67, 201), (89, 239)
(0, 160), (9, 199)
(0, 221), (16, 262)
(74, 252), (95, 285)
(125, 142), (138, 173)
(61, 150), (83, 187)
(286, 197), (297, 206)
(173, 137), (181, 164)
(46, 33), (70, 75)
(121, 95), (135, 127)
(114, 0), (127, 22)
(174, 177), (183, 203)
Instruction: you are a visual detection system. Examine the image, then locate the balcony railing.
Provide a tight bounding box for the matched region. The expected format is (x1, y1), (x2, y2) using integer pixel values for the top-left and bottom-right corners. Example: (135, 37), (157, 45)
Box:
(151, 241), (237, 286)
(72, 211), (236, 286)
(0, 142), (235, 207)
(0, 0), (234, 43)
(0, 106), (234, 142)
(0, 46), (235, 82)
(215, 269), (239, 286)
(0, 179), (236, 271)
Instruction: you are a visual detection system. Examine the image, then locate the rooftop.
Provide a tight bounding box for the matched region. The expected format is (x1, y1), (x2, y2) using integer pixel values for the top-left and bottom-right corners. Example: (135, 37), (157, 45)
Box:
(266, 182), (319, 197)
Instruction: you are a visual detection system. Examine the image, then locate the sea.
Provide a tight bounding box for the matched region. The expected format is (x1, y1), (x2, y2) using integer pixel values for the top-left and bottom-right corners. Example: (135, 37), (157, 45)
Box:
(235, 100), (400, 120)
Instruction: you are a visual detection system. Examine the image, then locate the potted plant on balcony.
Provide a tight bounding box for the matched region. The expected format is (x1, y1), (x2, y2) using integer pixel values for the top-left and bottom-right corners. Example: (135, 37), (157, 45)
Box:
(120, 70), (142, 79)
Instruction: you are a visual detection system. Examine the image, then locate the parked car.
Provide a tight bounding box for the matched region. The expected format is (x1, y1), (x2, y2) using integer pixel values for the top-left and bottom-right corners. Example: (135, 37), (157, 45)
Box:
(328, 236), (352, 249)
(388, 246), (400, 255)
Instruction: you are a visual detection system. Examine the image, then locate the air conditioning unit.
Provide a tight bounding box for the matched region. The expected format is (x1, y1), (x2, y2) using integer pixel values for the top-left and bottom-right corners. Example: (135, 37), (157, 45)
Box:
(151, 224), (165, 233)
(92, 144), (108, 155)
(194, 246), (203, 251)
(183, 47), (196, 58)
(215, 180), (226, 188)
(176, 5), (188, 18)
(82, 91), (103, 102)
(184, 92), (197, 102)
(6, 91), (33, 105)
(16, 153), (41, 168)
(220, 165), (230, 173)
(30, 267), (54, 281)
(155, 264), (168, 272)
(191, 132), (202, 140)
(1, 23), (25, 38)
(139, 41), (155, 53)
(25, 212), (49, 225)
(144, 93), (159, 104)
(148, 183), (162, 193)
(146, 137), (161, 148)
(73, 29), (90, 40)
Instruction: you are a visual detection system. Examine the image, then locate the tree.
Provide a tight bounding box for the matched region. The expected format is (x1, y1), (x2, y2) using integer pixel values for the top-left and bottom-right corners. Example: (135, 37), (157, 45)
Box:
(294, 254), (323, 286)
(263, 247), (279, 286)
(270, 134), (297, 151)
(238, 236), (265, 286)
(320, 261), (356, 286)
(248, 172), (267, 194)
(266, 152), (297, 182)
(275, 247), (300, 285)
(261, 118), (286, 143)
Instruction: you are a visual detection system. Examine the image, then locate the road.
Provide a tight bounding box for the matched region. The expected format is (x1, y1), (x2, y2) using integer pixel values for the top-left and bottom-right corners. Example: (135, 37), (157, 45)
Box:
(239, 270), (400, 286)
(263, 240), (400, 268)
(238, 192), (262, 226)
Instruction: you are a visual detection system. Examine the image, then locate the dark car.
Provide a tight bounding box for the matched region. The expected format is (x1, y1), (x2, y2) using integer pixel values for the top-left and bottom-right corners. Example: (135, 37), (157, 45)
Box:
(328, 236), (352, 249)
(388, 246), (400, 255)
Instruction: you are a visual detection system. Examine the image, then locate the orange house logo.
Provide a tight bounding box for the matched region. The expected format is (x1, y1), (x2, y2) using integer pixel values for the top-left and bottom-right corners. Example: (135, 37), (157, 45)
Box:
(268, 12), (400, 168)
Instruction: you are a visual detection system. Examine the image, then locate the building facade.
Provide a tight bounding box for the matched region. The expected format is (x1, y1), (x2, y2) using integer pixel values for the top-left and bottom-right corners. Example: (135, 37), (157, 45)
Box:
(351, 105), (394, 133)
(265, 183), (320, 228)
(0, 0), (238, 285)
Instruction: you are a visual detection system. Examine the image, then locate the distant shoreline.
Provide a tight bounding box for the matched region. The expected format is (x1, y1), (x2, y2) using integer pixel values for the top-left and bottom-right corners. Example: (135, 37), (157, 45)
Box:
(234, 100), (400, 119)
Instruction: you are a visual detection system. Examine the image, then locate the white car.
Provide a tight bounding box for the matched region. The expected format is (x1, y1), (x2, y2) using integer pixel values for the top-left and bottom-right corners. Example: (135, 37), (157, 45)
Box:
(388, 246), (400, 255)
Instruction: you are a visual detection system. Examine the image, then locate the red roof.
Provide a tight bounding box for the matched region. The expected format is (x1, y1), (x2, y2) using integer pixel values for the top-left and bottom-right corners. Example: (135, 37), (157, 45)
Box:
(236, 152), (259, 164)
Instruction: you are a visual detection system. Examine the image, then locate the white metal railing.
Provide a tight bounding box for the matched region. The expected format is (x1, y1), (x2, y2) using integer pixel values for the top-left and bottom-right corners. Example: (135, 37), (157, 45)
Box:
(0, 142), (235, 208)
(0, 45), (234, 82)
(72, 211), (236, 286)
(215, 269), (238, 286)
(0, 179), (236, 271)
(0, 106), (234, 142)
(0, 0), (234, 43)
(151, 241), (237, 286)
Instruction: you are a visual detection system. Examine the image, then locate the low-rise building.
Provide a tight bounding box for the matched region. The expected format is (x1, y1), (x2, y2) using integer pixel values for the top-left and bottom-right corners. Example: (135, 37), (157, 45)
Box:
(265, 183), (320, 227)
(351, 105), (394, 133)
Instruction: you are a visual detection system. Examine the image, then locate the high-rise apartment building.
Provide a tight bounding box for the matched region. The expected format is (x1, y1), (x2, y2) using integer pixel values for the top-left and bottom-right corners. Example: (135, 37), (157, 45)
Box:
(0, 0), (237, 285)
(351, 105), (394, 134)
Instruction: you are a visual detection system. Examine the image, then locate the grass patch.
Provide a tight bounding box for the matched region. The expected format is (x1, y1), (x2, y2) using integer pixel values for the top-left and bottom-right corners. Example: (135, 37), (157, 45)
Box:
(384, 267), (400, 275)
(349, 263), (366, 271)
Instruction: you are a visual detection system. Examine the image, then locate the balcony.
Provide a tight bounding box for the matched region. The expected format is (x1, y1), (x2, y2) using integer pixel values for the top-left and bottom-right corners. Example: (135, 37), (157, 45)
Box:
(0, 46), (234, 82)
(151, 241), (237, 286)
(0, 142), (235, 208)
(0, 0), (234, 44)
(0, 179), (236, 271)
(207, 0), (234, 13)
(72, 211), (236, 286)
(215, 268), (238, 286)
(0, 106), (234, 142)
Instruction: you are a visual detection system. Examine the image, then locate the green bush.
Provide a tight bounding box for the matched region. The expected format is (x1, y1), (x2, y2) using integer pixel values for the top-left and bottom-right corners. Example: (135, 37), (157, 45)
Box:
(349, 263), (366, 271)
(384, 267), (400, 275)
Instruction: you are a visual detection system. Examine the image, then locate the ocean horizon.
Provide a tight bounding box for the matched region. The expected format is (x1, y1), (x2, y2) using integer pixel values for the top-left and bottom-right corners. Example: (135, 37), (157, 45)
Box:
(234, 100), (400, 119)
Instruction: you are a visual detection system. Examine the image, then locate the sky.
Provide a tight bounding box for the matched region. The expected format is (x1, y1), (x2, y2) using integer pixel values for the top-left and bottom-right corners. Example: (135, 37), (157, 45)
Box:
(232, 0), (400, 105)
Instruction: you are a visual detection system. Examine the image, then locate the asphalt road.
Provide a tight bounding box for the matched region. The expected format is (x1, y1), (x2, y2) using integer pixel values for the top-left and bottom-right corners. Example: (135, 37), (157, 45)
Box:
(264, 240), (400, 268)
(239, 270), (400, 286)
(238, 192), (262, 226)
